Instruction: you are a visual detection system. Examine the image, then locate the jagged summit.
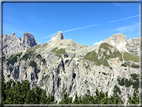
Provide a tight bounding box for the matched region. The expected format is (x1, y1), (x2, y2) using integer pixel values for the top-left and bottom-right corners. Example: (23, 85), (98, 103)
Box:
(110, 33), (127, 44)
(11, 32), (16, 36)
(2, 32), (140, 104)
(21, 32), (38, 47)
(50, 31), (64, 42)
(103, 33), (129, 53)
(2, 32), (38, 56)
(104, 33), (127, 45)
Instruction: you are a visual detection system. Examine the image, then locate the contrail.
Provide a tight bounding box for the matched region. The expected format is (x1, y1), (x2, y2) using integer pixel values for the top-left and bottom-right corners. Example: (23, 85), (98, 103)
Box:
(40, 33), (57, 39)
(40, 14), (139, 39)
(62, 24), (99, 33)
(40, 24), (99, 39)
(108, 15), (139, 23)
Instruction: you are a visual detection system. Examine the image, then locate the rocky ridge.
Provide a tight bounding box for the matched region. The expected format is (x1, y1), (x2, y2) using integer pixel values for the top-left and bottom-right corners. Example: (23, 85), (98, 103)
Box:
(2, 32), (140, 105)
(2, 32), (38, 56)
(103, 33), (140, 56)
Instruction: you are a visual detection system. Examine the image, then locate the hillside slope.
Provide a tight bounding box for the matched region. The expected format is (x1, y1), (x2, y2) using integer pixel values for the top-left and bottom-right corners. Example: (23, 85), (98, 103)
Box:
(2, 32), (140, 104)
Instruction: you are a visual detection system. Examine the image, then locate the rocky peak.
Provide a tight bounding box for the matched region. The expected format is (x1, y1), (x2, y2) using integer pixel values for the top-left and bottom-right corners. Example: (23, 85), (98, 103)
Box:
(57, 31), (64, 39)
(110, 33), (127, 44)
(3, 33), (11, 41)
(21, 32), (38, 47)
(2, 32), (38, 56)
(50, 31), (64, 42)
(103, 33), (129, 53)
(11, 32), (16, 36)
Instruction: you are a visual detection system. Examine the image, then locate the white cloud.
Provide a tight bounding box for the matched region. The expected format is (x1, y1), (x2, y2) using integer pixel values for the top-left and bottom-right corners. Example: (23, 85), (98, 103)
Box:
(93, 40), (103, 46)
(108, 15), (139, 23)
(105, 23), (139, 33)
(117, 23), (139, 32)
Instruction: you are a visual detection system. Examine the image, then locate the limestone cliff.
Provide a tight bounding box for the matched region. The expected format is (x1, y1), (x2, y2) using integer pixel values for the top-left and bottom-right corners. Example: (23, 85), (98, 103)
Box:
(2, 32), (38, 56)
(2, 32), (140, 104)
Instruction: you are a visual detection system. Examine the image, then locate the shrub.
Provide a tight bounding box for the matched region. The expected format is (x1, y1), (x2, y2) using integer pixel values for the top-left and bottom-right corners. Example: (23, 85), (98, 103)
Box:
(121, 63), (127, 67)
(7, 75), (10, 78)
(86, 64), (90, 69)
(117, 77), (125, 86)
(20, 51), (35, 61)
(40, 75), (50, 82)
(29, 61), (37, 68)
(6, 52), (22, 65)
(117, 74), (139, 92)
(41, 59), (46, 64)
(102, 72), (107, 75)
(36, 54), (42, 59)
(113, 85), (121, 94)
(131, 64), (139, 68)
(85, 80), (88, 84)
(131, 74), (139, 80)
(9, 67), (13, 71)
(125, 79), (132, 87)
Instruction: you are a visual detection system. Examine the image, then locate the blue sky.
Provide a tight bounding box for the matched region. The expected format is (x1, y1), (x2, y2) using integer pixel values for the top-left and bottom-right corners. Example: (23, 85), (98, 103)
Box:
(3, 3), (140, 46)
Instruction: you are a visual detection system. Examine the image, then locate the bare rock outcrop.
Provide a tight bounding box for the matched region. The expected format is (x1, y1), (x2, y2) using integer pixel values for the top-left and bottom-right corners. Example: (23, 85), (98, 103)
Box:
(2, 32), (140, 105)
(2, 32), (38, 56)
(126, 38), (140, 56)
(103, 33), (140, 56)
(21, 32), (39, 47)
(50, 31), (64, 42)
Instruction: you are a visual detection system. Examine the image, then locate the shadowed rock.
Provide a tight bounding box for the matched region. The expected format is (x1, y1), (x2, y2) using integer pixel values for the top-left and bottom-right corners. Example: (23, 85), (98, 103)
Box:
(21, 32), (38, 47)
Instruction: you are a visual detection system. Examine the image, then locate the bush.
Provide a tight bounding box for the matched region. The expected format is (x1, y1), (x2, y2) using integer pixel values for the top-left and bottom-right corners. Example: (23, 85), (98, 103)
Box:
(121, 63), (127, 67)
(113, 85), (121, 94)
(85, 80), (88, 84)
(86, 64), (90, 69)
(102, 72), (107, 75)
(36, 54), (42, 59)
(117, 77), (125, 86)
(9, 67), (13, 71)
(117, 74), (139, 92)
(131, 64), (139, 68)
(29, 61), (37, 68)
(125, 79), (132, 87)
(41, 59), (46, 64)
(7, 75), (10, 78)
(6, 52), (22, 65)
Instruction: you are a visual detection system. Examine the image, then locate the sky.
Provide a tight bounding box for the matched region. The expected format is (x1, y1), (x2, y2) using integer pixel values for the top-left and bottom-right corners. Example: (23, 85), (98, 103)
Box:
(3, 2), (140, 46)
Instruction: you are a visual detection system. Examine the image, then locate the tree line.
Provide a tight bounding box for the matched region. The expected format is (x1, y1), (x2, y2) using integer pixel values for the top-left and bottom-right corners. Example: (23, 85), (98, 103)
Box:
(2, 75), (139, 105)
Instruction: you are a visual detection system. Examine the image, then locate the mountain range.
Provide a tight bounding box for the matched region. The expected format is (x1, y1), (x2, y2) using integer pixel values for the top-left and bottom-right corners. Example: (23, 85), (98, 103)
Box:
(2, 31), (140, 104)
(2, 32), (39, 56)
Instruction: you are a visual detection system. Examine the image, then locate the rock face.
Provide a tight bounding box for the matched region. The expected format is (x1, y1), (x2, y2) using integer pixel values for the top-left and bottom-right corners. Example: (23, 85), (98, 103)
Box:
(21, 32), (38, 47)
(2, 32), (140, 105)
(50, 31), (64, 42)
(2, 32), (38, 56)
(103, 33), (129, 53)
(103, 33), (140, 56)
(126, 38), (140, 56)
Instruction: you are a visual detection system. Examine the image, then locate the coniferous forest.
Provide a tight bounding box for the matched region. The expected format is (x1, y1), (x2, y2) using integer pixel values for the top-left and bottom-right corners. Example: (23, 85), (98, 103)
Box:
(2, 74), (139, 106)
